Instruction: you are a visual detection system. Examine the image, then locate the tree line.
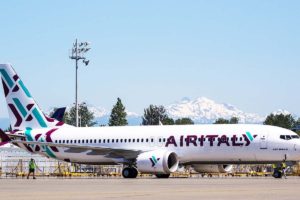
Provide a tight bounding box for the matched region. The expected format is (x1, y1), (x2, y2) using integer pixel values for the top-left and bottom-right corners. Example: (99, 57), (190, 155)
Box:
(50, 98), (300, 134)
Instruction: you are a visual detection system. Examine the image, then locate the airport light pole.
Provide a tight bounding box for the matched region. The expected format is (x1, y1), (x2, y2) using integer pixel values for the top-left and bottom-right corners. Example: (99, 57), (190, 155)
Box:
(69, 39), (91, 127)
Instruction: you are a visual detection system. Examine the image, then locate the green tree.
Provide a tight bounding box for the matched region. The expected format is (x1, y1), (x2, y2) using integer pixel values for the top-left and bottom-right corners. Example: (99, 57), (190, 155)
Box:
(162, 118), (175, 125)
(66, 102), (96, 127)
(142, 105), (173, 125)
(175, 118), (194, 125)
(214, 118), (229, 124)
(109, 98), (128, 126)
(263, 113), (295, 129)
(293, 118), (300, 135)
(229, 117), (239, 124)
(214, 117), (239, 124)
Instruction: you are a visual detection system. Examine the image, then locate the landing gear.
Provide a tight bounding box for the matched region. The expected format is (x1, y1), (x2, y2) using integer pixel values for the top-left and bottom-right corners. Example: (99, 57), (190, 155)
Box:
(122, 167), (138, 178)
(155, 174), (170, 178)
(273, 169), (282, 178)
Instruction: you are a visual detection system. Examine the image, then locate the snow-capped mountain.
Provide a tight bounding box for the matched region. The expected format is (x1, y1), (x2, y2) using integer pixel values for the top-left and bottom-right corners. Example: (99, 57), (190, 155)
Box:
(271, 109), (291, 116)
(88, 97), (265, 125)
(166, 97), (264, 124)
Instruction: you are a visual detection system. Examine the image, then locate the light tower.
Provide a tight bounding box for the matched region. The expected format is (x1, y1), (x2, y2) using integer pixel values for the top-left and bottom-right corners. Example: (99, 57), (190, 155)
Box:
(69, 39), (91, 127)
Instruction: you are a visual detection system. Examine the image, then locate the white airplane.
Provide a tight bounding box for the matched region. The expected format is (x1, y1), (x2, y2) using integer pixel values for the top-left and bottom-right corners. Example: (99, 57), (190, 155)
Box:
(0, 63), (300, 178)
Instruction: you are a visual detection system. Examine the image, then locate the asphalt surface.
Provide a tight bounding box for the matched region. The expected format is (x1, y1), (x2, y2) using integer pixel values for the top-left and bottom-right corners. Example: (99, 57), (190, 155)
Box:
(0, 177), (299, 200)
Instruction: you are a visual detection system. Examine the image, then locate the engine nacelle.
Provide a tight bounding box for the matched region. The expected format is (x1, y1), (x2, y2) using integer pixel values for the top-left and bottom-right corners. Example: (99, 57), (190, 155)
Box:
(136, 150), (179, 174)
(192, 164), (233, 173)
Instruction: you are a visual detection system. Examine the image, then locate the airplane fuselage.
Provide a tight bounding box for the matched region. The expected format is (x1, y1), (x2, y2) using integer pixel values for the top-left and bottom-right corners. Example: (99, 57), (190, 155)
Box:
(16, 124), (300, 165)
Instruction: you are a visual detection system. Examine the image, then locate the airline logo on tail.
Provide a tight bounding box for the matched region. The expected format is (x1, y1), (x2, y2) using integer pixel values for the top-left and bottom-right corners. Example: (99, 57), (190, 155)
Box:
(0, 64), (64, 130)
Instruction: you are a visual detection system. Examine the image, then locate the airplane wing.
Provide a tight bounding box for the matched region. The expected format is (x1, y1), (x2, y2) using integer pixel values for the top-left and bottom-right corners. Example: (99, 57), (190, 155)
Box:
(11, 140), (143, 160)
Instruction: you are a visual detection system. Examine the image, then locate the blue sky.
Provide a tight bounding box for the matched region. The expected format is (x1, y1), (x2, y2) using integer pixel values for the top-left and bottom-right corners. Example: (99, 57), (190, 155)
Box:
(0, 0), (300, 117)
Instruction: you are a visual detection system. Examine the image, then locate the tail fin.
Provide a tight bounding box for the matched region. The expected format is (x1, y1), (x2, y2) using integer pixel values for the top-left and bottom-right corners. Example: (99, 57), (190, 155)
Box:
(0, 64), (65, 130)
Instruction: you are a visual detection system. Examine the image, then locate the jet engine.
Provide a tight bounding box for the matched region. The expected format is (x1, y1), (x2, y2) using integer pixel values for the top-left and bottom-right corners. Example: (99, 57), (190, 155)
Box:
(192, 164), (233, 173)
(136, 150), (179, 174)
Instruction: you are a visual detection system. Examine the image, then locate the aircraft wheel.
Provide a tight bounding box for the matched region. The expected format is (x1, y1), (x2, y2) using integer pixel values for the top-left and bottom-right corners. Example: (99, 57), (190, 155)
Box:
(273, 170), (282, 178)
(122, 167), (138, 178)
(130, 167), (138, 178)
(155, 174), (170, 178)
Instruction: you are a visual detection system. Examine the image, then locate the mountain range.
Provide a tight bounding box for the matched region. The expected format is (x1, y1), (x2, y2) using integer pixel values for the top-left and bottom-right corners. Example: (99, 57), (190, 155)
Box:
(0, 97), (292, 128)
(85, 97), (289, 126)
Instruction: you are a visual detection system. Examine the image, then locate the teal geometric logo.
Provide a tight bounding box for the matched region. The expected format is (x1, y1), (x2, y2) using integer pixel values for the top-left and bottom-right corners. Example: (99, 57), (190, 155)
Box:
(246, 131), (255, 141)
(149, 155), (160, 167)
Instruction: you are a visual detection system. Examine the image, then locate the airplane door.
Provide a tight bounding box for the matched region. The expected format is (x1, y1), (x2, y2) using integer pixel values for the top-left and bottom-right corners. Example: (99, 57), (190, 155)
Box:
(260, 135), (268, 149)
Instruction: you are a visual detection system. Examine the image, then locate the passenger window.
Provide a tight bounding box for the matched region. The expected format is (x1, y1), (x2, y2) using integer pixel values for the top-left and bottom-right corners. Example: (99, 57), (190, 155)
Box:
(103, 139), (106, 143)
(128, 139), (131, 143)
(86, 139), (89, 143)
(121, 139), (123, 143)
(141, 139), (144, 142)
(78, 140), (80, 144)
(90, 139), (92, 143)
(159, 138), (161, 142)
(146, 139), (149, 142)
(133, 139), (135, 143)
(94, 139), (96, 143)
(99, 139), (101, 143)
(124, 139), (127, 143)
(70, 140), (73, 144)
(82, 140), (84, 143)
(55, 140), (57, 143)
(116, 139), (119, 143)
(163, 138), (166, 142)
(63, 140), (65, 143)
(107, 139), (110, 143)
(74, 140), (77, 144)
(59, 140), (61, 143)
(112, 139), (114, 143)
(151, 138), (154, 142)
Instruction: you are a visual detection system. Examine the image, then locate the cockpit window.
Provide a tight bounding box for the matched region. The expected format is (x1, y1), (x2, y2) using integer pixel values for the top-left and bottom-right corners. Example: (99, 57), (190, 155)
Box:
(280, 135), (300, 140)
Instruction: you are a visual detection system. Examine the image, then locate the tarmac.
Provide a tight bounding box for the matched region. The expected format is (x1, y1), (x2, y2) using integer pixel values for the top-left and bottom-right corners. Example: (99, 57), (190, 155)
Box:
(0, 177), (299, 200)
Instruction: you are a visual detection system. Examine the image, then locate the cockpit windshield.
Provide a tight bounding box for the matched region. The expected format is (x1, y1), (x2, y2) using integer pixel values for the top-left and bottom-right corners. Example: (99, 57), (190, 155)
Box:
(280, 135), (300, 140)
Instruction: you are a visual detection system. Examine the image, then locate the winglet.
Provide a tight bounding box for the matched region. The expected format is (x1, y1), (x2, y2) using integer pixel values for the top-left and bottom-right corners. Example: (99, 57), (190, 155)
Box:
(0, 129), (11, 146)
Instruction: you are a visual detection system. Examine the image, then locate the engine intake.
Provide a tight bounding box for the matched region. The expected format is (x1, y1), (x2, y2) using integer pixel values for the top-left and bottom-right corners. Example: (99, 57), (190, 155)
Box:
(136, 150), (179, 174)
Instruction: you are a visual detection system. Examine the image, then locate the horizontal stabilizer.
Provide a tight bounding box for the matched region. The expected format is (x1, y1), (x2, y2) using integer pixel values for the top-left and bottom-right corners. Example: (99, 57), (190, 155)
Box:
(0, 129), (11, 146)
